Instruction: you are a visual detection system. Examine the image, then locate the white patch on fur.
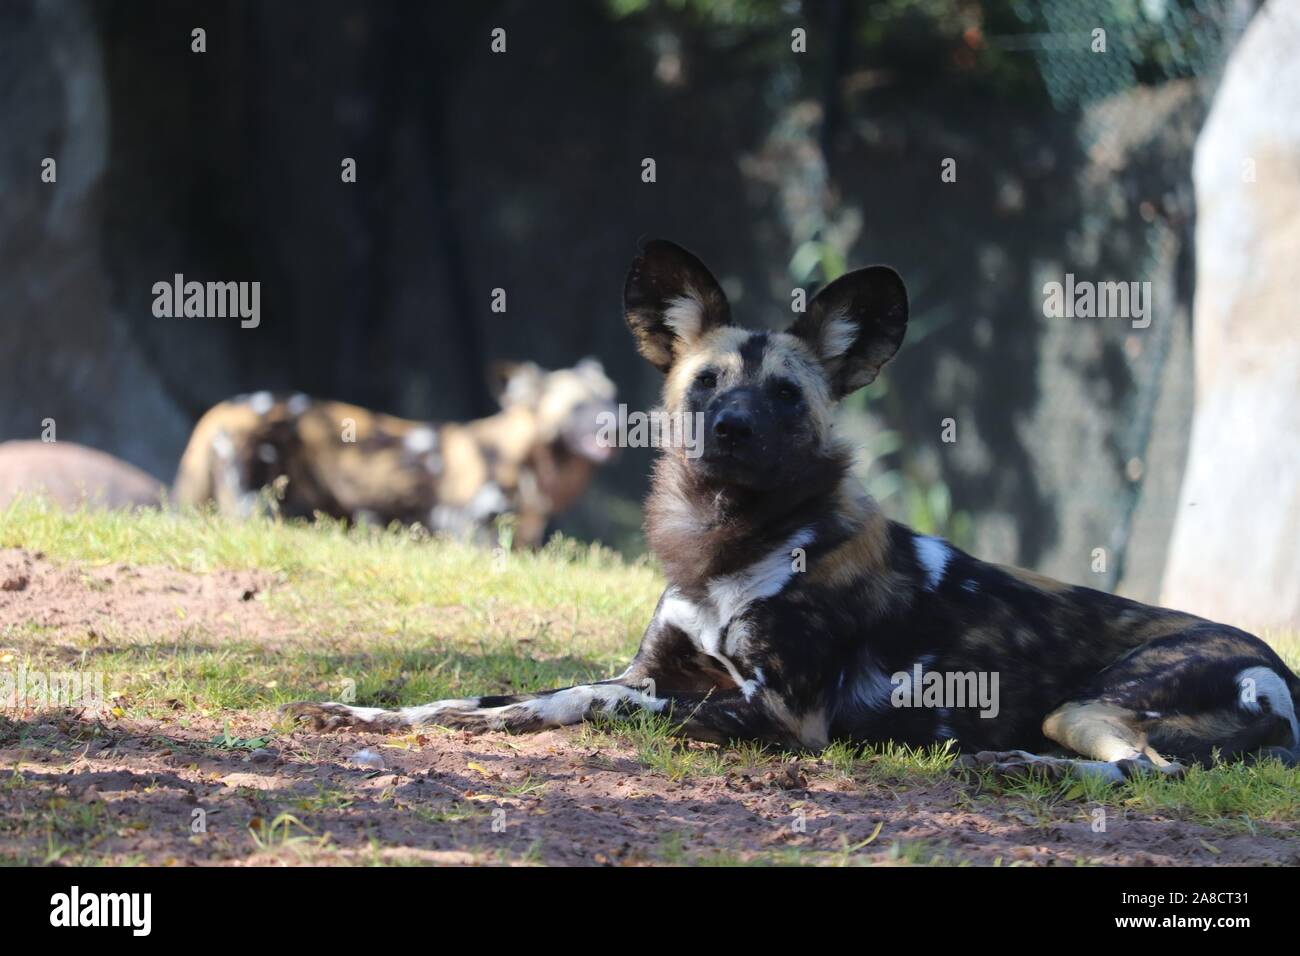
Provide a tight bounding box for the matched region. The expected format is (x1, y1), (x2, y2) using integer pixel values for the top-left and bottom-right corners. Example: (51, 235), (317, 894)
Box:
(286, 393), (310, 416)
(1236, 666), (1299, 745)
(315, 685), (666, 731)
(431, 483), (509, 537)
(323, 705), (390, 721)
(663, 290), (706, 343)
(658, 591), (749, 690)
(404, 426), (437, 453)
(396, 685), (665, 729)
(708, 526), (816, 622)
(658, 591), (703, 639)
(518, 684), (667, 724)
(657, 527), (815, 698)
(913, 535), (952, 591)
(723, 619), (753, 658)
(738, 666), (766, 702)
(211, 428), (256, 517)
(470, 483), (507, 518)
(211, 430), (234, 460)
(396, 698), (482, 724)
(818, 306), (858, 360)
(248, 391), (273, 415)
(849, 664), (894, 714)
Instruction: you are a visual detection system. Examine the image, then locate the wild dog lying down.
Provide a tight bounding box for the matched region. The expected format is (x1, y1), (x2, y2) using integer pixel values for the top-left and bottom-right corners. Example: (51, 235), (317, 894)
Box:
(174, 359), (616, 548)
(286, 240), (1300, 781)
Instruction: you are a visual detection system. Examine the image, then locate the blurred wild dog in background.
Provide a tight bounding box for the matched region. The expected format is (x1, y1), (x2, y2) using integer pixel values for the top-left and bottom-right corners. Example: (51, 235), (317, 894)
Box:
(173, 359), (616, 548)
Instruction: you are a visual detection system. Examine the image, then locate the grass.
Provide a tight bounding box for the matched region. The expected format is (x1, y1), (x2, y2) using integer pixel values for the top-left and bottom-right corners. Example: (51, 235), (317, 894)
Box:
(1, 495), (663, 721)
(2, 495), (1300, 865)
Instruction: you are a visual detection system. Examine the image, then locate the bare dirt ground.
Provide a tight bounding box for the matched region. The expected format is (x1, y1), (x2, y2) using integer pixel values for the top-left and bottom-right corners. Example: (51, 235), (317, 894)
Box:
(2, 548), (1298, 866)
(0, 547), (278, 648)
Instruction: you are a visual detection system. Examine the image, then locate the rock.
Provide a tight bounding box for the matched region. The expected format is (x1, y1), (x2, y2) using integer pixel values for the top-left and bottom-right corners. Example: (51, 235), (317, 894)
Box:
(1161, 0), (1300, 633)
(0, 441), (165, 510)
(0, 2), (189, 484)
(347, 748), (385, 771)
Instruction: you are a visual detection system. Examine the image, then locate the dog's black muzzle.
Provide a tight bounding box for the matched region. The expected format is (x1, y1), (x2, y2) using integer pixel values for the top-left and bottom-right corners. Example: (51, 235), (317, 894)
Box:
(701, 388), (778, 481)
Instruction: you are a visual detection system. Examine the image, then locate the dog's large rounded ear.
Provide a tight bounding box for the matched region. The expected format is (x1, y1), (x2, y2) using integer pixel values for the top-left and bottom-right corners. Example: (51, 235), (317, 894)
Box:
(787, 266), (908, 398)
(488, 360), (544, 408)
(573, 356), (617, 400)
(624, 240), (732, 373)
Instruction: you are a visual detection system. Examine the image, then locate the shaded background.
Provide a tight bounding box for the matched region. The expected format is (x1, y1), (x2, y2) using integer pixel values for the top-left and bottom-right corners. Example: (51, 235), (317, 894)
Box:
(0, 0), (1262, 599)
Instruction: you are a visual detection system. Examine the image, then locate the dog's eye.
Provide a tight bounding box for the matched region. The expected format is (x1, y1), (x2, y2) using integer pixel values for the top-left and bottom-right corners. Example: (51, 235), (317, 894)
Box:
(695, 370), (717, 390)
(775, 382), (800, 404)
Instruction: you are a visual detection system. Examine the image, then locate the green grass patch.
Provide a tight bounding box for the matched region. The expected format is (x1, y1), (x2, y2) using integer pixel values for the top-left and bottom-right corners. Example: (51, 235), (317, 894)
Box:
(1, 496), (662, 719)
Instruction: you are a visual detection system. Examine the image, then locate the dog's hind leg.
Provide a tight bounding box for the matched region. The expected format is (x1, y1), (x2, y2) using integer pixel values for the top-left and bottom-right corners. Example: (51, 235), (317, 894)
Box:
(1040, 699), (1185, 779)
(963, 628), (1300, 783)
(955, 699), (1184, 783)
(953, 749), (1156, 784)
(1077, 628), (1299, 768)
(1043, 699), (1177, 765)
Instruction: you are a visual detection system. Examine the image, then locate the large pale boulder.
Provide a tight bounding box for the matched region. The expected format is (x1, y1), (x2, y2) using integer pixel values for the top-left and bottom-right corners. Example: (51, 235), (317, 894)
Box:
(0, 1), (188, 483)
(0, 441), (164, 510)
(1161, 1), (1300, 633)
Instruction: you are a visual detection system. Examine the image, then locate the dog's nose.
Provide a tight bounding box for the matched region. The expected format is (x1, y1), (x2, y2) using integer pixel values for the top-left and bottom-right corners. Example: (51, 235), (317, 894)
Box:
(713, 408), (754, 446)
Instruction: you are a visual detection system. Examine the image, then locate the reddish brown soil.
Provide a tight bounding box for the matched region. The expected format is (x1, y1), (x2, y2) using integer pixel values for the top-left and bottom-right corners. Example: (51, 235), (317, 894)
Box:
(0, 547), (278, 647)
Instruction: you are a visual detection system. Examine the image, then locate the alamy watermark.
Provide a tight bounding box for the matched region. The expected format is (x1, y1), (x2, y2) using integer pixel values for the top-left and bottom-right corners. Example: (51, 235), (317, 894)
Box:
(1, 667), (106, 712)
(891, 663), (1000, 719)
(152, 273), (260, 328)
(1043, 274), (1150, 329)
(50, 886), (151, 936)
(595, 405), (705, 458)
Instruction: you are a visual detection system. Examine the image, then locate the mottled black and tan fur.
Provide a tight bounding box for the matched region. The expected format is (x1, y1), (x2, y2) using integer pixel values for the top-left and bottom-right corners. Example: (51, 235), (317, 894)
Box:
(285, 240), (1300, 780)
(174, 359), (616, 548)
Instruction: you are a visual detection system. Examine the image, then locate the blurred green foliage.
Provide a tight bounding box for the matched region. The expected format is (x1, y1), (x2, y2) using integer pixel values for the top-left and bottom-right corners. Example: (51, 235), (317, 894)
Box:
(605, 0), (1241, 109)
(797, 241), (972, 547)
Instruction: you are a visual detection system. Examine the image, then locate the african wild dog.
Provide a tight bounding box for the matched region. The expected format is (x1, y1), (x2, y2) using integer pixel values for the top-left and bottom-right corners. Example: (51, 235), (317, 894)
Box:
(174, 359), (616, 548)
(285, 240), (1300, 780)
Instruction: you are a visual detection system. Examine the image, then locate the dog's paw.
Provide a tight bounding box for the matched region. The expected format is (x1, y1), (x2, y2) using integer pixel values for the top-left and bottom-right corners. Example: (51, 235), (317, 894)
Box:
(953, 749), (1072, 783)
(280, 701), (407, 733)
(1114, 754), (1187, 780)
(954, 749), (1186, 785)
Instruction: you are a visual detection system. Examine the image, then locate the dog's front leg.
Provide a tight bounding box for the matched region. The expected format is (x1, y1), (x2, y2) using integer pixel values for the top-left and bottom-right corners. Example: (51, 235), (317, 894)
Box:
(281, 679), (796, 745)
(282, 678), (669, 734)
(653, 688), (813, 748)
